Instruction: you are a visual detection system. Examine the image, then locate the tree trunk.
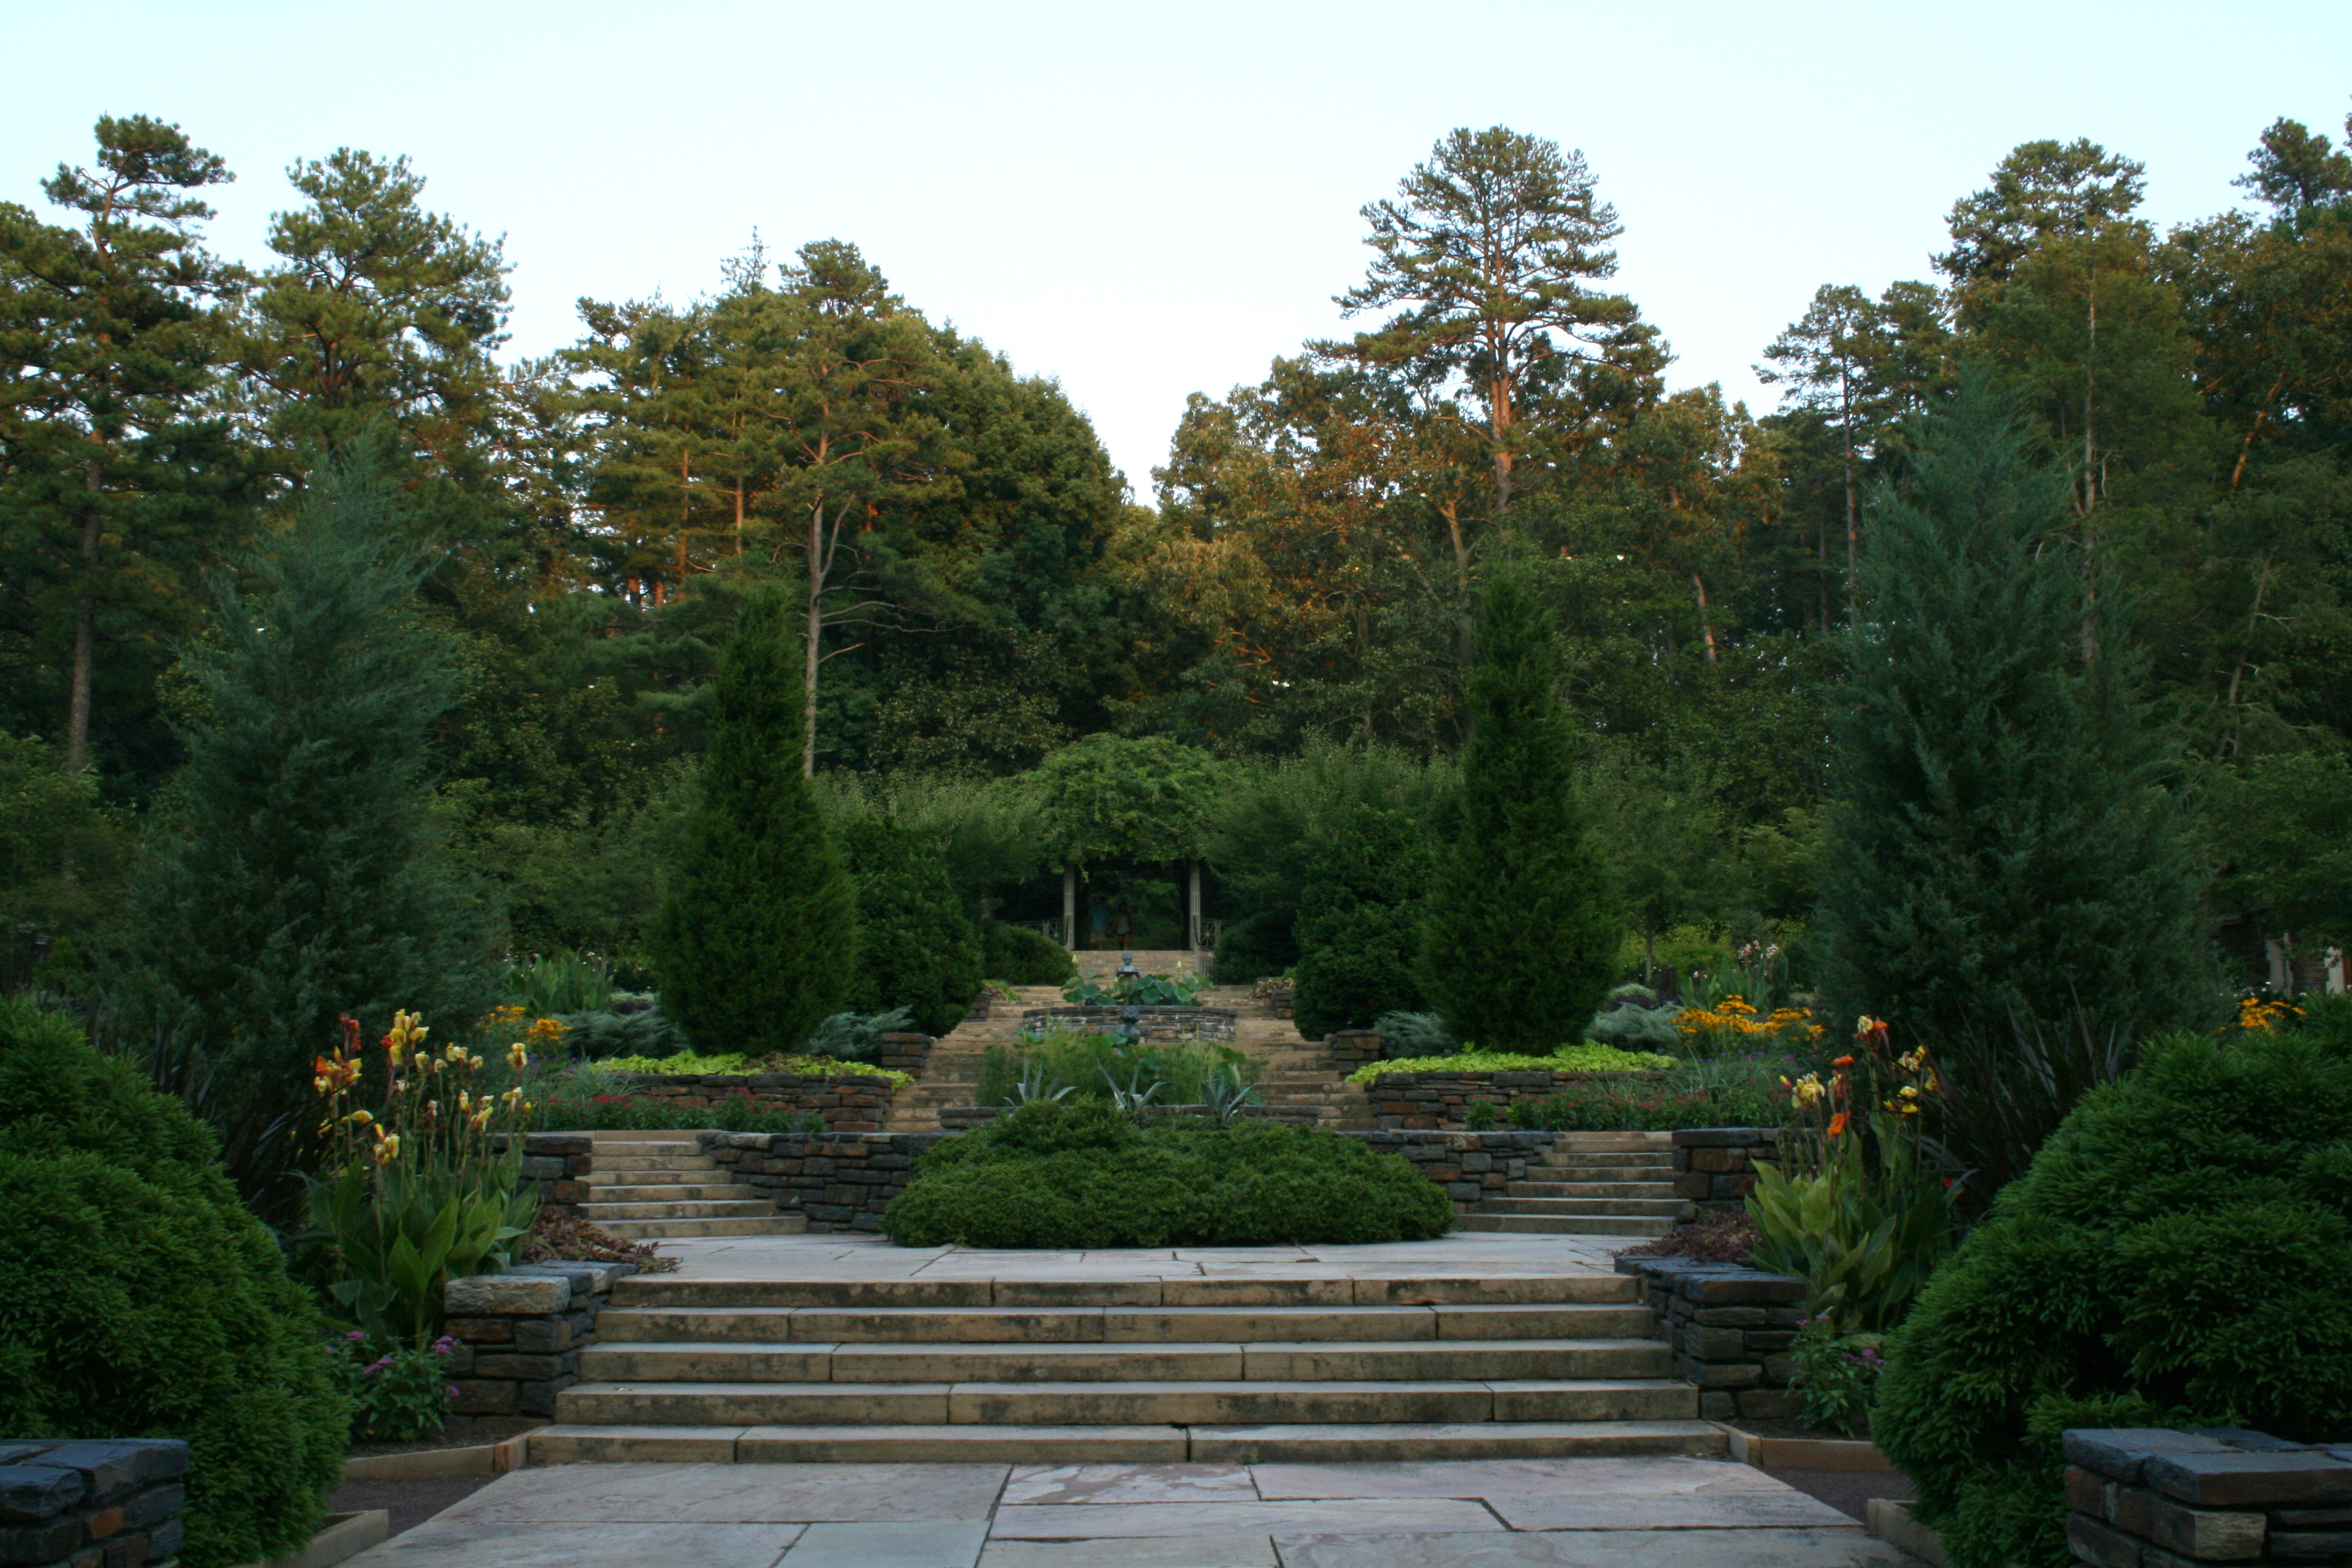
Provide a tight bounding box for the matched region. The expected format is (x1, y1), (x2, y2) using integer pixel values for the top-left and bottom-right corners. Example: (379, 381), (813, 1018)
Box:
(1188, 860), (1203, 953)
(1840, 364), (1858, 622)
(804, 500), (825, 777)
(1063, 864), (1077, 950)
(65, 512), (99, 776)
(1690, 574), (1718, 664)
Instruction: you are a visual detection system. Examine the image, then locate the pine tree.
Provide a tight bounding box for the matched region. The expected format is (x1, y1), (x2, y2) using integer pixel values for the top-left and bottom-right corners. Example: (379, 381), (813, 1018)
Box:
(840, 818), (983, 1037)
(108, 456), (495, 1174)
(1817, 371), (2211, 1034)
(1419, 570), (1618, 1048)
(654, 592), (855, 1050)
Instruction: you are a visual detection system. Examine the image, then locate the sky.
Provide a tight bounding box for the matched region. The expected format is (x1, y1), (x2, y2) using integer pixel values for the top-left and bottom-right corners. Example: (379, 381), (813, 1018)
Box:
(5, 1), (2345, 494)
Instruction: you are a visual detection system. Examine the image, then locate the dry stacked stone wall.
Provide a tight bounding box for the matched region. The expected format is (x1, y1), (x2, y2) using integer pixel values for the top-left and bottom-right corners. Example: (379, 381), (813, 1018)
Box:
(701, 1131), (941, 1232)
(491, 1131), (592, 1218)
(443, 1261), (630, 1417)
(1615, 1255), (1805, 1421)
(1322, 1030), (1382, 1074)
(2064, 1427), (2352, 1566)
(615, 1072), (900, 1131)
(1670, 1128), (1783, 1218)
(0, 1439), (185, 1568)
(1344, 1130), (1560, 1214)
(1365, 1070), (1674, 1129)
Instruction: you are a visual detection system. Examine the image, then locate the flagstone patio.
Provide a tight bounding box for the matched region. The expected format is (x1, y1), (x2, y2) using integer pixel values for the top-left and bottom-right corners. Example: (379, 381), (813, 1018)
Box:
(339, 1458), (1915, 1566)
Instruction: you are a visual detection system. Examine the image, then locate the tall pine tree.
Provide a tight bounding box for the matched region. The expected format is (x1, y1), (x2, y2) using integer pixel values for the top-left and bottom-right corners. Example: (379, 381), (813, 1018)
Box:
(1817, 371), (2211, 1034)
(654, 592), (854, 1050)
(1420, 569), (1618, 1048)
(109, 455), (495, 1183)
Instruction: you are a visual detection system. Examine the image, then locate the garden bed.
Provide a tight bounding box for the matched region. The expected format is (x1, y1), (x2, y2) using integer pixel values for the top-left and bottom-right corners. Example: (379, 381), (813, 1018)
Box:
(1365, 1068), (1674, 1127)
(610, 1071), (901, 1131)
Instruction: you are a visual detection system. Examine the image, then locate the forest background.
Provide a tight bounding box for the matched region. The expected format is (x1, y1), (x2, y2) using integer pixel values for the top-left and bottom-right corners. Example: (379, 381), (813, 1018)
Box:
(4, 100), (2350, 1001)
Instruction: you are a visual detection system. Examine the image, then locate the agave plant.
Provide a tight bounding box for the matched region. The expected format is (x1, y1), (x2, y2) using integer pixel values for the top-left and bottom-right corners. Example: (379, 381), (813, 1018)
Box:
(1099, 1061), (1168, 1113)
(1198, 1066), (1262, 1127)
(1008, 1063), (1074, 1105)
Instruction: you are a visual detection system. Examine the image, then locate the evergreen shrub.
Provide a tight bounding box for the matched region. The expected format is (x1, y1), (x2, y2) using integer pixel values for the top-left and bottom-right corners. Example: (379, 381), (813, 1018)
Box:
(881, 1100), (1454, 1247)
(1872, 1000), (2352, 1568)
(1211, 911), (1299, 985)
(654, 593), (857, 1051)
(1292, 807), (1430, 1040)
(1421, 570), (1619, 1048)
(0, 999), (347, 1567)
(984, 921), (1077, 985)
(109, 462), (495, 1201)
(841, 818), (985, 1035)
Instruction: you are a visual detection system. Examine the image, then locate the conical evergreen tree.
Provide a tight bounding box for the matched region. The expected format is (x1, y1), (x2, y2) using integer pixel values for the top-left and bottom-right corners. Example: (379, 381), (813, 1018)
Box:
(655, 593), (855, 1050)
(109, 458), (495, 1181)
(1817, 371), (2211, 1034)
(1420, 570), (1619, 1048)
(841, 817), (983, 1037)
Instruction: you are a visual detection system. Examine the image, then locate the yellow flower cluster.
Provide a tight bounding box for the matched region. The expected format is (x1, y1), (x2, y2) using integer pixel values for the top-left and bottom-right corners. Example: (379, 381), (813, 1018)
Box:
(2236, 996), (2303, 1033)
(313, 1009), (532, 1178)
(1676, 995), (1825, 1045)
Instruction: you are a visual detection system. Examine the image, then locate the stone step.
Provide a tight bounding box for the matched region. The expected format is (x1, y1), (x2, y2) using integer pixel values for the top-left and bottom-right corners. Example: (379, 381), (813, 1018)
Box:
(612, 1273), (1641, 1310)
(591, 1215), (808, 1240)
(1508, 1181), (1679, 1199)
(554, 1376), (1697, 1427)
(580, 1338), (1674, 1385)
(593, 1155), (722, 1174)
(582, 1182), (763, 1203)
(1461, 1214), (1676, 1237)
(576, 1200), (780, 1221)
(526, 1419), (1726, 1465)
(1480, 1197), (1690, 1218)
(592, 1302), (1657, 1345)
(1538, 1152), (1675, 1169)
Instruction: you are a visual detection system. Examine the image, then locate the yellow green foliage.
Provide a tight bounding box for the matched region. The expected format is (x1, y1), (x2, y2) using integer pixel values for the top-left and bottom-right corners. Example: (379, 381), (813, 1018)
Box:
(1348, 1042), (1673, 1084)
(602, 1050), (915, 1090)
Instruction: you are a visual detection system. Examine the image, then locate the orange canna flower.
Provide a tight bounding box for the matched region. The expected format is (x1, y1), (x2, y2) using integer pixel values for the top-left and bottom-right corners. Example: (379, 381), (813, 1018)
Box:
(1828, 1111), (1850, 1137)
(1832, 1055), (1855, 1069)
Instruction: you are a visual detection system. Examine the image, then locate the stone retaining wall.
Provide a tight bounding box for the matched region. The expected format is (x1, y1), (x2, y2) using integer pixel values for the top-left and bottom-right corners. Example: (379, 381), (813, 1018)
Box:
(1615, 1255), (1805, 1421)
(932, 1104), (1325, 1133)
(700, 1131), (941, 1232)
(1018, 1007), (1238, 1042)
(492, 1131), (592, 1218)
(872, 1033), (936, 1077)
(1344, 1130), (1561, 1214)
(612, 1073), (900, 1131)
(1323, 1029), (1382, 1072)
(443, 1262), (630, 1418)
(2064, 1426), (2352, 1565)
(1671, 1128), (1783, 1217)
(1365, 1070), (1674, 1129)
(0, 1438), (186, 1568)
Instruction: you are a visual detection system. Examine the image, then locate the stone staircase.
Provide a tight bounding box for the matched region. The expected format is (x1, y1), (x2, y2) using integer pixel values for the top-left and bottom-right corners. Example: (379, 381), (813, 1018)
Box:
(1463, 1132), (1691, 1239)
(532, 1269), (1722, 1463)
(577, 1131), (806, 1240)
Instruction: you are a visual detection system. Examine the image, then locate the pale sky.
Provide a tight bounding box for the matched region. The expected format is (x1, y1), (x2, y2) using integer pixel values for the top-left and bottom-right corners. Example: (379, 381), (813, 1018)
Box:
(5, 1), (2344, 495)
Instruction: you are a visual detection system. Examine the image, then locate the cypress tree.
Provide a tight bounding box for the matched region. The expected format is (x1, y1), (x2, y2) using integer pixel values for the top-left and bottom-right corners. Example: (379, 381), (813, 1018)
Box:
(1292, 806), (1429, 1042)
(1420, 570), (1618, 1048)
(841, 817), (984, 1037)
(109, 459), (495, 1188)
(1818, 374), (2212, 1036)
(655, 593), (855, 1051)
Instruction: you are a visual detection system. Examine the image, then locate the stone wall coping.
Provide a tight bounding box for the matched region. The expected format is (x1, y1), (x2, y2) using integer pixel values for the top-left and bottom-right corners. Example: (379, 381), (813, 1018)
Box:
(1672, 1128), (1783, 1146)
(1365, 1068), (1672, 1085)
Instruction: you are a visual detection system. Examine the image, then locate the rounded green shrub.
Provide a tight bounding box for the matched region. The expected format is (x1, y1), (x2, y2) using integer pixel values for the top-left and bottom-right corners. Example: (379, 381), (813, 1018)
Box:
(1210, 912), (1298, 985)
(0, 999), (348, 1567)
(984, 921), (1078, 986)
(882, 1100), (1455, 1248)
(1872, 1000), (2352, 1568)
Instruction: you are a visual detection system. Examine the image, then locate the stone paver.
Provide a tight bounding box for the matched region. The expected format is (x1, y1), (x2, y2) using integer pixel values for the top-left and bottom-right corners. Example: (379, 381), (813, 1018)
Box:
(344, 1459), (1914, 1568)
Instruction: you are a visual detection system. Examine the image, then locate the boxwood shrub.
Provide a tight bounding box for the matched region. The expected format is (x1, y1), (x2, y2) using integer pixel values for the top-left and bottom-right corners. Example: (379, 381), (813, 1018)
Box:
(881, 1100), (1455, 1248)
(1872, 999), (2352, 1568)
(0, 999), (348, 1567)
